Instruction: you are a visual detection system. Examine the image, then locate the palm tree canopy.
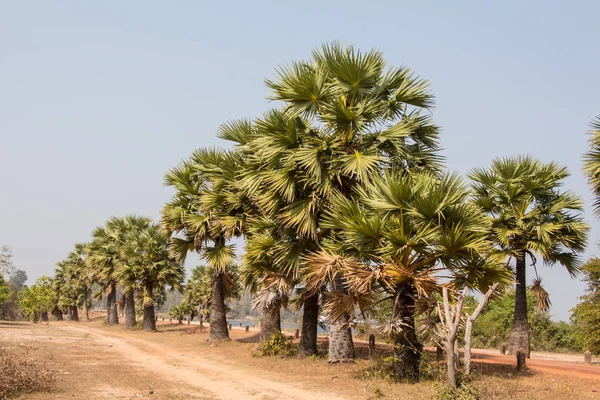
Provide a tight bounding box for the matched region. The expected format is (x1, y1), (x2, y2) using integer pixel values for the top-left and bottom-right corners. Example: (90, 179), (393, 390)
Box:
(469, 155), (589, 276)
(221, 43), (444, 286)
(583, 116), (600, 217)
(304, 171), (509, 324)
(115, 223), (185, 307)
(86, 215), (152, 292)
(162, 148), (245, 267)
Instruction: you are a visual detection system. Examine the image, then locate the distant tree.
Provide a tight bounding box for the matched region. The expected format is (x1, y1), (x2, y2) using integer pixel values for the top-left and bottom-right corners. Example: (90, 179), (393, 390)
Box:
(116, 224), (185, 331)
(0, 274), (8, 306)
(471, 289), (580, 352)
(168, 303), (187, 324)
(182, 265), (238, 328)
(0, 246), (15, 275)
(571, 257), (600, 354)
(9, 269), (27, 291)
(18, 277), (54, 323)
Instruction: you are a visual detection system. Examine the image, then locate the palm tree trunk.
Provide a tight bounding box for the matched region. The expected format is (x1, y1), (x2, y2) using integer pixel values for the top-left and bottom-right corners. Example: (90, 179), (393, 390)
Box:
(52, 305), (63, 321)
(107, 282), (119, 325)
(124, 291), (136, 329)
(300, 293), (319, 356)
(391, 284), (422, 381)
(70, 306), (79, 322)
(328, 274), (355, 363)
(209, 271), (229, 341)
(82, 285), (90, 320)
(259, 298), (281, 342)
(509, 251), (529, 360)
(143, 283), (156, 331)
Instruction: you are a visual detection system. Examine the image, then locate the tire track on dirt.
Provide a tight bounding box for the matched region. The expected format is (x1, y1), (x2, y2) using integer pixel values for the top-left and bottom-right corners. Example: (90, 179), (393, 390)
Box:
(62, 325), (348, 400)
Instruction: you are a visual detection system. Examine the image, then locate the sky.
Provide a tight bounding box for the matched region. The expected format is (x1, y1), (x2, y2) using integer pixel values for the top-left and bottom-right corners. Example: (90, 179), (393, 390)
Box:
(1, 1), (599, 321)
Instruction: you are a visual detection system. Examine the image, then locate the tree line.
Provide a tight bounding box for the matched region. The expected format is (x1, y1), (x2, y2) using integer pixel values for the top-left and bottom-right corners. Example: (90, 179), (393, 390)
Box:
(2, 43), (600, 391)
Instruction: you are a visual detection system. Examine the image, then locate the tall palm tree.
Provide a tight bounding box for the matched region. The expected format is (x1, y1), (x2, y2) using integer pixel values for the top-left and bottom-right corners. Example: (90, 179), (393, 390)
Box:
(469, 156), (588, 360)
(221, 43), (443, 358)
(304, 171), (503, 379)
(162, 149), (245, 341)
(116, 223), (184, 331)
(583, 116), (600, 216)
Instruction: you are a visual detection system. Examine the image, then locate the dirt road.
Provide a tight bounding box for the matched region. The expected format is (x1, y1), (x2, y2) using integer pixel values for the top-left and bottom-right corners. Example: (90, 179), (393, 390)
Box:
(1, 319), (598, 400)
(0, 321), (348, 400)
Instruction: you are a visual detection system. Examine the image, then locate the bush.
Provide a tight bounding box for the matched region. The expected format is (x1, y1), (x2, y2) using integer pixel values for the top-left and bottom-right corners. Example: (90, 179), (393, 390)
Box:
(434, 381), (481, 400)
(257, 331), (298, 357)
(0, 347), (56, 399)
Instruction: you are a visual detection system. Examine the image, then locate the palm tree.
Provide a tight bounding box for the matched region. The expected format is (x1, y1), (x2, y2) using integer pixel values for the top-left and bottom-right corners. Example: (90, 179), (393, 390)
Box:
(87, 216), (152, 326)
(221, 43), (443, 358)
(116, 223), (184, 331)
(583, 116), (600, 216)
(469, 156), (588, 360)
(304, 171), (501, 379)
(183, 265), (237, 329)
(162, 149), (245, 341)
(241, 215), (292, 342)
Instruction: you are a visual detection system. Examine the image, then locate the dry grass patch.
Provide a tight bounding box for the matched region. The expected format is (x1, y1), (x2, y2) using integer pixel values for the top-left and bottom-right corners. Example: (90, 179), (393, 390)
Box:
(0, 346), (56, 399)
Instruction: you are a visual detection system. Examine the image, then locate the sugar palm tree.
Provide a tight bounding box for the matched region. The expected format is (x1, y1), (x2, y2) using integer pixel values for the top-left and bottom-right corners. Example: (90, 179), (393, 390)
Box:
(162, 149), (245, 341)
(469, 156), (588, 361)
(116, 223), (184, 331)
(183, 265), (237, 329)
(304, 171), (503, 379)
(583, 116), (600, 216)
(241, 215), (292, 342)
(87, 216), (152, 325)
(221, 42), (443, 358)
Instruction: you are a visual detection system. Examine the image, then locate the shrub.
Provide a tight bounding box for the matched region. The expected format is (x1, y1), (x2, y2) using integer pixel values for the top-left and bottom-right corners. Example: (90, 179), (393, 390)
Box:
(258, 331), (298, 357)
(434, 381), (481, 400)
(0, 347), (56, 399)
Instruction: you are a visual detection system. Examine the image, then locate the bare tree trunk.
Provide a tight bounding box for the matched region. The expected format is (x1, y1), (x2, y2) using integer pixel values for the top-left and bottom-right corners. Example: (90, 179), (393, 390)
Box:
(464, 282), (499, 376)
(259, 297), (281, 342)
(66, 307), (73, 321)
(300, 293), (319, 356)
(82, 285), (90, 321)
(124, 291), (136, 329)
(442, 287), (465, 388)
(70, 306), (79, 322)
(143, 283), (156, 331)
(210, 271), (229, 341)
(328, 274), (355, 363)
(391, 284), (422, 380)
(107, 282), (119, 325)
(509, 252), (529, 362)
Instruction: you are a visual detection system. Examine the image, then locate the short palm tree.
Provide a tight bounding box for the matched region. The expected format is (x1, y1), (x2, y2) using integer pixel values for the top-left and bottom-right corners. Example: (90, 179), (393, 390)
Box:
(55, 244), (89, 321)
(221, 42), (443, 358)
(162, 149), (245, 341)
(469, 156), (588, 359)
(87, 216), (152, 325)
(184, 265), (237, 328)
(583, 116), (600, 216)
(116, 223), (184, 331)
(304, 171), (502, 379)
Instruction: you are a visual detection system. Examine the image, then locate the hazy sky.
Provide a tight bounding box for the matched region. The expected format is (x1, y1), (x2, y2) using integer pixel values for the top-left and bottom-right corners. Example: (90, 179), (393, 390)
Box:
(1, 1), (599, 321)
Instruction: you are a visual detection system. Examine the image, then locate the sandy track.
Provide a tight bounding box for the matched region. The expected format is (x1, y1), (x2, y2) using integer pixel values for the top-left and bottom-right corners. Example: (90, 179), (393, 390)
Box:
(61, 324), (347, 400)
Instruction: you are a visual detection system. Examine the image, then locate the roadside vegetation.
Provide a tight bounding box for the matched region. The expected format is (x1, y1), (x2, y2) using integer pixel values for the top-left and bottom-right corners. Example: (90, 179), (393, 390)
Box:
(1, 43), (599, 399)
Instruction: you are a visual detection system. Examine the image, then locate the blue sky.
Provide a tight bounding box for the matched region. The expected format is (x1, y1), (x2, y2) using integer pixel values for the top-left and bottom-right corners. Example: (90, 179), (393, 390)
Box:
(1, 1), (599, 321)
